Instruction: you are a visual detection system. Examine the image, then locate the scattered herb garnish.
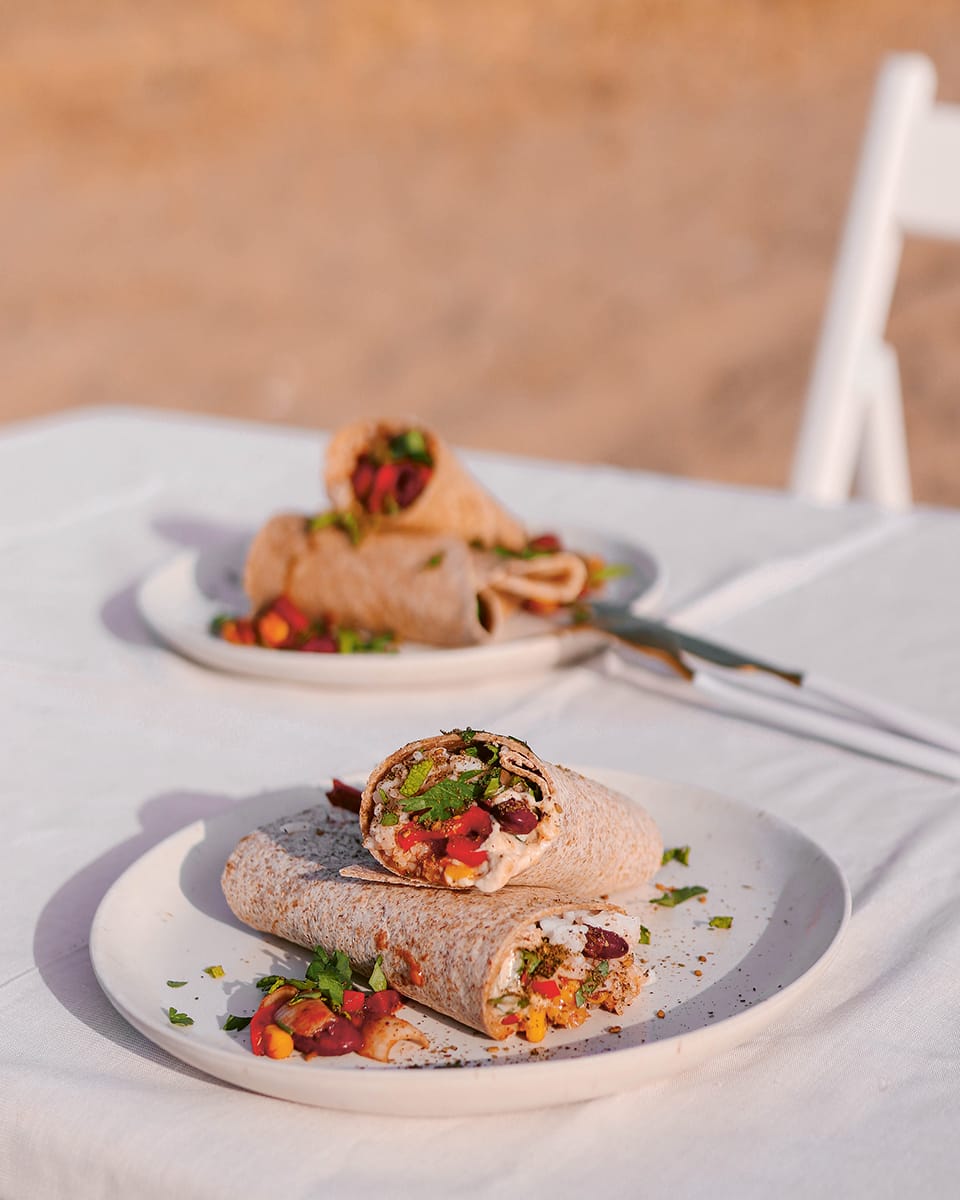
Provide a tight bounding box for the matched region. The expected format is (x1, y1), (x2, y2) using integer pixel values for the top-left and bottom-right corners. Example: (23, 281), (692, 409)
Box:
(575, 960), (610, 1007)
(380, 811), (399, 826)
(661, 846), (691, 867)
(304, 946), (353, 1010)
(222, 1014), (252, 1032)
(204, 965), (225, 978)
(167, 1008), (194, 1026)
(307, 510), (363, 545)
(166, 980), (188, 988)
(369, 955), (388, 992)
(638, 926), (651, 945)
(649, 886), (708, 907)
(423, 551), (445, 569)
(709, 916), (734, 929)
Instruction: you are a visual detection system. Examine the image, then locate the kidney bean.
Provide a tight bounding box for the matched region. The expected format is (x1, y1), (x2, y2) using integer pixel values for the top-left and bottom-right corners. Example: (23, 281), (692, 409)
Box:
(351, 456), (377, 503)
(491, 796), (539, 835)
(326, 779), (363, 813)
(582, 926), (629, 960)
(297, 1015), (364, 1057)
(394, 462), (432, 508)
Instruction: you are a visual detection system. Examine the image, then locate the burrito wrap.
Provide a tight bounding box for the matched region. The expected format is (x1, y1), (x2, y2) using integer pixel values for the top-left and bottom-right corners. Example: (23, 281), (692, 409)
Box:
(244, 515), (503, 646)
(325, 418), (527, 551)
(221, 802), (631, 1039)
(360, 732), (663, 893)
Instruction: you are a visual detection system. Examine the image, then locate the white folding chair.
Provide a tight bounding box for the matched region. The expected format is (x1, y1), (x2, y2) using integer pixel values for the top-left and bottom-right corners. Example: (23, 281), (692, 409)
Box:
(790, 53), (960, 508)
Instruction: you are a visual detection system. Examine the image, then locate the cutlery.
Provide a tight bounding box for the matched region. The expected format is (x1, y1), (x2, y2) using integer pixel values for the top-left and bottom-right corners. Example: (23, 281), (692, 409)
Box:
(582, 603), (960, 779)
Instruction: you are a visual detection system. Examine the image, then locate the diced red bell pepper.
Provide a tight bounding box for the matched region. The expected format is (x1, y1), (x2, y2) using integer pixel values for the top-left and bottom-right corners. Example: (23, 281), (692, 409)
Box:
(364, 988), (402, 1016)
(395, 823), (447, 852)
(270, 595), (311, 633)
(249, 985), (299, 1055)
(366, 463), (401, 514)
(529, 979), (561, 999)
(442, 805), (493, 840)
(326, 779), (363, 813)
(500, 1013), (519, 1025)
(341, 990), (366, 1014)
(445, 836), (488, 867)
(351, 456), (378, 504)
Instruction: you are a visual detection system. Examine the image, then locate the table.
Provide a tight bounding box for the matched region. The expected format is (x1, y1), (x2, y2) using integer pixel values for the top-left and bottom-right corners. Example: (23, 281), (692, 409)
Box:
(4, 408), (958, 1198)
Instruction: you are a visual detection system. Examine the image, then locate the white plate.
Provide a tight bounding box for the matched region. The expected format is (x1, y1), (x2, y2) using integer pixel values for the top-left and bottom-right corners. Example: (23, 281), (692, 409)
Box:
(136, 528), (665, 686)
(90, 770), (850, 1115)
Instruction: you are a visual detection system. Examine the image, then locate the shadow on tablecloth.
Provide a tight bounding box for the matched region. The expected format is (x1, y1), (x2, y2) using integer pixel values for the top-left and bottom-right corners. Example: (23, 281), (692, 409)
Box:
(32, 787), (239, 1074)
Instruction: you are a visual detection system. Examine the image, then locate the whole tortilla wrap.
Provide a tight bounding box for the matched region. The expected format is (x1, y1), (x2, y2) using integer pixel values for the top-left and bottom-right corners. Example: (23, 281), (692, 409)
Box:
(244, 514), (504, 647)
(359, 731), (663, 893)
(243, 515), (589, 647)
(221, 800), (631, 1039)
(324, 418), (527, 551)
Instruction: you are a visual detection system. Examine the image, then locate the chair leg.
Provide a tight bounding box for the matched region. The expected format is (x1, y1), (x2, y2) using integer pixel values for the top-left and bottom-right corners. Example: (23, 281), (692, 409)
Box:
(854, 342), (913, 508)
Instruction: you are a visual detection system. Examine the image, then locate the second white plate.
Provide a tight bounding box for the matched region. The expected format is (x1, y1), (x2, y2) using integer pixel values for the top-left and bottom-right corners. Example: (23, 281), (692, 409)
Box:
(136, 527), (665, 687)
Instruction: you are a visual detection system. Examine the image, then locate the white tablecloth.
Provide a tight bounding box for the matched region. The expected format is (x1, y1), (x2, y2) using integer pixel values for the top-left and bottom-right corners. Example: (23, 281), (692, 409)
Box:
(4, 408), (958, 1198)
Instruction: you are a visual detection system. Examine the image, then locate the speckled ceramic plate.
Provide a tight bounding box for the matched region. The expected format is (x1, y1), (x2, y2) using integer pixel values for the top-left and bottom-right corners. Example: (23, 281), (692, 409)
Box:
(90, 770), (849, 1115)
(135, 528), (665, 687)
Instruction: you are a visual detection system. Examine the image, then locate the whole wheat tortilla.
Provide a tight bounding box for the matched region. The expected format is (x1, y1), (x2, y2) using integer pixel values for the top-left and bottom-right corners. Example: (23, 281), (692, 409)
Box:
(324, 418), (527, 551)
(243, 515), (504, 646)
(221, 801), (625, 1038)
(360, 731), (663, 893)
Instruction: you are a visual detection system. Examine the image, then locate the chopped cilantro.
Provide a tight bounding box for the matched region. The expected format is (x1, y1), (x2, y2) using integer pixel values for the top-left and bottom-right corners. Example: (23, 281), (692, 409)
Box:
(166, 980), (188, 988)
(167, 1008), (193, 1026)
(222, 1014), (252, 1032)
(423, 551), (445, 569)
(380, 811), (399, 826)
(388, 429), (432, 465)
(709, 916), (733, 929)
(661, 846), (691, 867)
(399, 772), (483, 824)
(517, 948), (542, 977)
(369, 955), (388, 992)
(204, 965), (225, 978)
(649, 886), (708, 907)
(304, 945), (353, 1009)
(400, 759), (434, 798)
(638, 925), (651, 945)
(307, 510), (362, 545)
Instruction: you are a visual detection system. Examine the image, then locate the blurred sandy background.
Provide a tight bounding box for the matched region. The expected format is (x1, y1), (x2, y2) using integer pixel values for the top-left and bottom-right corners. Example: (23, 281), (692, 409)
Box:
(4, 1), (960, 502)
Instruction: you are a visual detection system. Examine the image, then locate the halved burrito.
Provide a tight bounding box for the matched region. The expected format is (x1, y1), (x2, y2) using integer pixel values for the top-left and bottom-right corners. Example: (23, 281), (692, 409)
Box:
(358, 730), (663, 893)
(244, 514), (504, 647)
(222, 800), (653, 1041)
(324, 418), (527, 551)
(243, 515), (588, 647)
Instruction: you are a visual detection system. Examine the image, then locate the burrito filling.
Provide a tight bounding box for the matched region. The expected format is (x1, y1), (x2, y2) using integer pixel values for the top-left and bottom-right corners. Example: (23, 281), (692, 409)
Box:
(351, 428), (434, 516)
(212, 594), (394, 654)
(490, 910), (649, 1042)
(370, 735), (555, 891)
(244, 945), (429, 1063)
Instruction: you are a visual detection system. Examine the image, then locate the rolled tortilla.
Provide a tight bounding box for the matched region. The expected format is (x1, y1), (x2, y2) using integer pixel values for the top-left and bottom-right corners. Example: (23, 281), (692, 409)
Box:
(242, 515), (589, 647)
(324, 418), (527, 551)
(244, 514), (504, 647)
(222, 800), (651, 1040)
(359, 731), (663, 893)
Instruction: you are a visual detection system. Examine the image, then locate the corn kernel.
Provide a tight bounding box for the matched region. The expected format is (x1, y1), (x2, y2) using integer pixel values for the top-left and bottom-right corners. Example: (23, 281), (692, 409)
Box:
(262, 1023), (294, 1059)
(525, 1008), (548, 1043)
(443, 862), (475, 884)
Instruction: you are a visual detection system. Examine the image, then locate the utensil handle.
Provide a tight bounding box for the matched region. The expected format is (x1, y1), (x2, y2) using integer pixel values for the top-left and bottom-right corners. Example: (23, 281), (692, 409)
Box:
(694, 672), (960, 781)
(803, 673), (960, 757)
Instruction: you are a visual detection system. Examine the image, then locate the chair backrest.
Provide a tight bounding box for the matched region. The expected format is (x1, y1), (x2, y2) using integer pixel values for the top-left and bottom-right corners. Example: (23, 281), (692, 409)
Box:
(790, 53), (960, 508)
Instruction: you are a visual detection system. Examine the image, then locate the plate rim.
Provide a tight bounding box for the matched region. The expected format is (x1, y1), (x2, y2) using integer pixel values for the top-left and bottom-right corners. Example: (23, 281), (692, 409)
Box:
(90, 770), (851, 1113)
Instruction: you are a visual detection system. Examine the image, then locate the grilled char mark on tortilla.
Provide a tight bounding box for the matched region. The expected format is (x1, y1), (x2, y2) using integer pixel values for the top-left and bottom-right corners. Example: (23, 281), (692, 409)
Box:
(221, 801), (650, 1041)
(324, 418), (527, 551)
(360, 731), (663, 894)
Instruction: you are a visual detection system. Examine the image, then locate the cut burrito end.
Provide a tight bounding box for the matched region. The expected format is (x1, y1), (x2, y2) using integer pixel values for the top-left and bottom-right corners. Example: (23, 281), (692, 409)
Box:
(361, 730), (561, 893)
(486, 909), (651, 1041)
